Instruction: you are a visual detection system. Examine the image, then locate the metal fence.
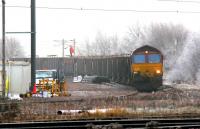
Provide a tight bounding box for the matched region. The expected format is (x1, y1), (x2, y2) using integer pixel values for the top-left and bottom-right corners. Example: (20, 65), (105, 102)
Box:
(12, 56), (132, 83)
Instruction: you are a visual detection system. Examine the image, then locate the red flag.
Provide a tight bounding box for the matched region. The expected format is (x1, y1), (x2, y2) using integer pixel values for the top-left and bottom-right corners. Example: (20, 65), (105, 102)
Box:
(70, 46), (74, 56)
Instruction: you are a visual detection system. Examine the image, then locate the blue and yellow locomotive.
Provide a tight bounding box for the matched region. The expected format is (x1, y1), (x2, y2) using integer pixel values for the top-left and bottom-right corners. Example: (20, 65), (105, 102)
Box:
(130, 45), (163, 92)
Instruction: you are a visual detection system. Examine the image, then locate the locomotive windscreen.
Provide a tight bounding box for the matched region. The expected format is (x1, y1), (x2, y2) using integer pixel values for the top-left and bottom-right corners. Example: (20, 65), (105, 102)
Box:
(133, 54), (145, 63)
(148, 54), (161, 63)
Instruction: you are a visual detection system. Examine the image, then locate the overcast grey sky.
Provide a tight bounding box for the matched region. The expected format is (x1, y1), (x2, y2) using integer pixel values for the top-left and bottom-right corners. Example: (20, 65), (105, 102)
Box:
(1, 0), (200, 57)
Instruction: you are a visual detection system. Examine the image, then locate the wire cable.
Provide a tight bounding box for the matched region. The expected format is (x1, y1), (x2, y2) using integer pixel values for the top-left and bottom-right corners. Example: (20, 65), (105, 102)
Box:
(2, 5), (200, 14)
(158, 0), (200, 4)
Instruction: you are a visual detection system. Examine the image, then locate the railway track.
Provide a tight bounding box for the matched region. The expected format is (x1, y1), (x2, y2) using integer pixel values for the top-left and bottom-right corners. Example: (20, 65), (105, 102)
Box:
(1, 118), (200, 129)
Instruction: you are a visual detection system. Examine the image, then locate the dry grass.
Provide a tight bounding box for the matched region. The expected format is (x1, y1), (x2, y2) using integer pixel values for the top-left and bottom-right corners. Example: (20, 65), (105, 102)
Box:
(1, 84), (200, 122)
(1, 98), (200, 122)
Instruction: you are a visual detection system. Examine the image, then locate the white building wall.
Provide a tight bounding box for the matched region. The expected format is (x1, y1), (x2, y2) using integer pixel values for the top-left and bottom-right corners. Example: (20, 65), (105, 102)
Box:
(0, 61), (31, 95)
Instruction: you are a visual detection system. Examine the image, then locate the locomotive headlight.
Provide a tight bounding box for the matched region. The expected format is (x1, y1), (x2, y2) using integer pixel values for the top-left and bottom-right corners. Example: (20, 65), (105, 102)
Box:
(134, 71), (138, 74)
(156, 70), (161, 74)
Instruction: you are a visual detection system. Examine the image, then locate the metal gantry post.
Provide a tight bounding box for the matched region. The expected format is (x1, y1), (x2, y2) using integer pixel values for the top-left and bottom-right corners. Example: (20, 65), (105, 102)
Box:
(91, 59), (93, 75)
(106, 58), (108, 77)
(2, 0), (6, 97)
(62, 39), (65, 57)
(84, 59), (86, 75)
(31, 0), (36, 91)
(112, 59), (114, 81)
(73, 39), (75, 56)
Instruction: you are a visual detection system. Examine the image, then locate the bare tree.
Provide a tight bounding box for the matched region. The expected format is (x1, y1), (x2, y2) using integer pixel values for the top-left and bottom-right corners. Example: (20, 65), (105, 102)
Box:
(0, 37), (25, 59)
(85, 39), (92, 56)
(122, 24), (146, 54)
(95, 32), (111, 56)
(109, 34), (121, 55)
(85, 32), (121, 56)
(146, 23), (188, 68)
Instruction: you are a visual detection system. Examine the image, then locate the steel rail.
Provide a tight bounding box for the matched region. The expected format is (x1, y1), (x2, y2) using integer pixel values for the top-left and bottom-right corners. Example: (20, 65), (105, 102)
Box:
(1, 118), (200, 129)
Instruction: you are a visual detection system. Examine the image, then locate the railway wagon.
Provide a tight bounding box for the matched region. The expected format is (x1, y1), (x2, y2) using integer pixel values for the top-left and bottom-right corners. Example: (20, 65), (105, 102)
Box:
(11, 45), (163, 92)
(130, 45), (163, 92)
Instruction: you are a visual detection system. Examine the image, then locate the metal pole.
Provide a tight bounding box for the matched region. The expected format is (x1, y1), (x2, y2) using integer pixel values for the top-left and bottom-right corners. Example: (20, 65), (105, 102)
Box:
(73, 39), (75, 56)
(2, 0), (6, 97)
(62, 39), (64, 57)
(31, 0), (36, 91)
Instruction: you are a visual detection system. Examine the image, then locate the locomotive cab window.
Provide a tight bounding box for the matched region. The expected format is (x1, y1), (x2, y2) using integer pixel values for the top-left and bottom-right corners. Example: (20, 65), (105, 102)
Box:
(148, 54), (161, 63)
(133, 54), (145, 63)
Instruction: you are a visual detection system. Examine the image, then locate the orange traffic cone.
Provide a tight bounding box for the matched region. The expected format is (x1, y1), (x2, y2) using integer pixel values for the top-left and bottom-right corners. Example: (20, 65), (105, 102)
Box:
(32, 83), (37, 94)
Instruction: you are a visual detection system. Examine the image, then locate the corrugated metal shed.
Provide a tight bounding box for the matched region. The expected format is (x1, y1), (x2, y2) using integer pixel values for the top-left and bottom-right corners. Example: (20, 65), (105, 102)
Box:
(0, 61), (31, 96)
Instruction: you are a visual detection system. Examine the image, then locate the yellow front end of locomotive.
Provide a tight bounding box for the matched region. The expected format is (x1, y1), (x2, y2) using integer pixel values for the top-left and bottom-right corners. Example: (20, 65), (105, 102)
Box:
(131, 63), (163, 77)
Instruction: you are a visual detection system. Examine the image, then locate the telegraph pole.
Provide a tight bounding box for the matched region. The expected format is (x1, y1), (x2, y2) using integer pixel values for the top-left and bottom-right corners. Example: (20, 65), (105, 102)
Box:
(31, 0), (36, 91)
(54, 39), (67, 57)
(62, 39), (65, 57)
(73, 39), (76, 56)
(2, 0), (6, 97)
(54, 39), (76, 57)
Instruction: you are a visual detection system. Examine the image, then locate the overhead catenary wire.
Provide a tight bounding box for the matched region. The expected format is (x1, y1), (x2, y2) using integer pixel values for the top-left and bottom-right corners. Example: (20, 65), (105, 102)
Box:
(2, 5), (200, 14)
(157, 0), (200, 4)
